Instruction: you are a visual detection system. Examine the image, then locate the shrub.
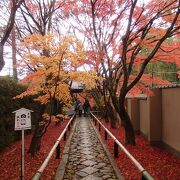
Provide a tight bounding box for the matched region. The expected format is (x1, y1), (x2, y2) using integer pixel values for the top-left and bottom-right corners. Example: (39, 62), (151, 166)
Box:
(0, 76), (40, 151)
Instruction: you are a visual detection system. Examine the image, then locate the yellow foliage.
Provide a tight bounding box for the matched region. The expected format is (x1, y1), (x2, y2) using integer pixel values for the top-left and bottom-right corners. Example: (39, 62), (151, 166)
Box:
(16, 33), (98, 111)
(42, 113), (68, 123)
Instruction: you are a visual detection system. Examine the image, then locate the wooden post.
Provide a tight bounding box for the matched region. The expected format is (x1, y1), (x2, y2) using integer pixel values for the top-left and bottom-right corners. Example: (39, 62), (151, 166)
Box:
(114, 141), (118, 158)
(56, 144), (60, 159)
(68, 124), (70, 131)
(142, 171), (154, 180)
(99, 123), (101, 131)
(105, 130), (108, 140)
(64, 131), (66, 141)
(21, 130), (24, 180)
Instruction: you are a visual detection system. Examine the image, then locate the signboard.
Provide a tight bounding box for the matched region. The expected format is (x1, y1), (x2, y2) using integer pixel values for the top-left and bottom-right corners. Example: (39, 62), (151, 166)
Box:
(13, 108), (33, 180)
(13, 108), (33, 130)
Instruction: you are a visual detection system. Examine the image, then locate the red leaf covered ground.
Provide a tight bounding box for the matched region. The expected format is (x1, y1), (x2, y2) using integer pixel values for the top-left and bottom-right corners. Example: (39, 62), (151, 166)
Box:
(1, 118), (179, 180)
(0, 120), (69, 180)
(95, 119), (180, 180)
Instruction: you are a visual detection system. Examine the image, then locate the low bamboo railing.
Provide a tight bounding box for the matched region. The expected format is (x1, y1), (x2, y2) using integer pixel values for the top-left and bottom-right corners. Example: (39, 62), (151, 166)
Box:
(90, 112), (154, 180)
(32, 114), (75, 180)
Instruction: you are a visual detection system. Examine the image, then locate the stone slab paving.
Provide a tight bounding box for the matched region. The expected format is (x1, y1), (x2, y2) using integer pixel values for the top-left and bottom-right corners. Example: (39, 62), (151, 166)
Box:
(56, 117), (123, 180)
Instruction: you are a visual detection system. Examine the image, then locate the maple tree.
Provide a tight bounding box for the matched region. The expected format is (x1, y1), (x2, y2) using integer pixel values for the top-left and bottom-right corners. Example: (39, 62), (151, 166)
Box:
(4, 0), (74, 154)
(63, 0), (180, 144)
(12, 0), (89, 155)
(15, 33), (98, 155)
(0, 0), (67, 77)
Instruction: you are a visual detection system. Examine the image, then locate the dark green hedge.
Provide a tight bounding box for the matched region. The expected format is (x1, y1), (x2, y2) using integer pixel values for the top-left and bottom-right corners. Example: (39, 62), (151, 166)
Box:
(0, 76), (40, 151)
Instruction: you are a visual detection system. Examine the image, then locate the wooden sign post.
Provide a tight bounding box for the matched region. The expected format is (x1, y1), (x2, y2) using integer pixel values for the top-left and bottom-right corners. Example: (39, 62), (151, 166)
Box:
(13, 108), (33, 180)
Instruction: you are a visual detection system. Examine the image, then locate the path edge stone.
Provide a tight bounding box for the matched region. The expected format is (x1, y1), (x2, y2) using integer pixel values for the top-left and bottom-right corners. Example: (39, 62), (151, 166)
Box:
(54, 119), (77, 180)
(90, 118), (124, 180)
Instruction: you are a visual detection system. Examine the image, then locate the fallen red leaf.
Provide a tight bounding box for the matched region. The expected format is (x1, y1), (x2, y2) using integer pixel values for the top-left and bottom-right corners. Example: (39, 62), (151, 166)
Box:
(0, 120), (69, 180)
(95, 120), (180, 180)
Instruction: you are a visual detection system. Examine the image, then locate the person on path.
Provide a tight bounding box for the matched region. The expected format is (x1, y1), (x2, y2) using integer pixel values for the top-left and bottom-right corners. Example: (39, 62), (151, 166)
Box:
(74, 99), (80, 113)
(78, 102), (83, 117)
(83, 99), (90, 117)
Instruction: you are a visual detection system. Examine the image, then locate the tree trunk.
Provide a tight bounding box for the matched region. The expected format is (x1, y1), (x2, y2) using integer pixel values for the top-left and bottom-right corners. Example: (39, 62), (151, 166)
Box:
(106, 102), (117, 128)
(28, 104), (46, 156)
(11, 27), (18, 80)
(0, 44), (5, 72)
(110, 93), (136, 145)
(28, 124), (44, 156)
(119, 105), (136, 145)
(102, 105), (109, 123)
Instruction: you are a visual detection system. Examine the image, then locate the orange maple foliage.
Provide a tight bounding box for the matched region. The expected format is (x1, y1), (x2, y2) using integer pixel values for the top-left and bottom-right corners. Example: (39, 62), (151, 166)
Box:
(15, 33), (99, 117)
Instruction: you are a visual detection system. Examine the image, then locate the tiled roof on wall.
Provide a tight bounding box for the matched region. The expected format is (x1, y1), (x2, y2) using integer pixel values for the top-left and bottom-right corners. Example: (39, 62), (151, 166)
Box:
(153, 83), (180, 89)
(126, 94), (147, 99)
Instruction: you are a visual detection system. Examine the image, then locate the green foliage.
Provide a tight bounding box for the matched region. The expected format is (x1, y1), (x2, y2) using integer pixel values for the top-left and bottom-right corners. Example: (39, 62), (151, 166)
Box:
(0, 76), (41, 151)
(139, 47), (152, 56)
(145, 62), (179, 83)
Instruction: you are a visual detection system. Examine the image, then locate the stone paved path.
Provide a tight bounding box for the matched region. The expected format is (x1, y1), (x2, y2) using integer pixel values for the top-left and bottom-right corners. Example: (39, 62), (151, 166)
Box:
(61, 117), (120, 180)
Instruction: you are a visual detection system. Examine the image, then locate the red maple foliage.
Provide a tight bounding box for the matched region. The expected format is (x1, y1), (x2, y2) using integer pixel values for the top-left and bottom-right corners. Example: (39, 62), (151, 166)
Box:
(95, 119), (180, 180)
(0, 120), (69, 180)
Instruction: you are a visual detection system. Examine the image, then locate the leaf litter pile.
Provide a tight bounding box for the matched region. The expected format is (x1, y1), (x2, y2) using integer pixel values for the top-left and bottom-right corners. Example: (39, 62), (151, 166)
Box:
(0, 120), (69, 179)
(95, 120), (180, 180)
